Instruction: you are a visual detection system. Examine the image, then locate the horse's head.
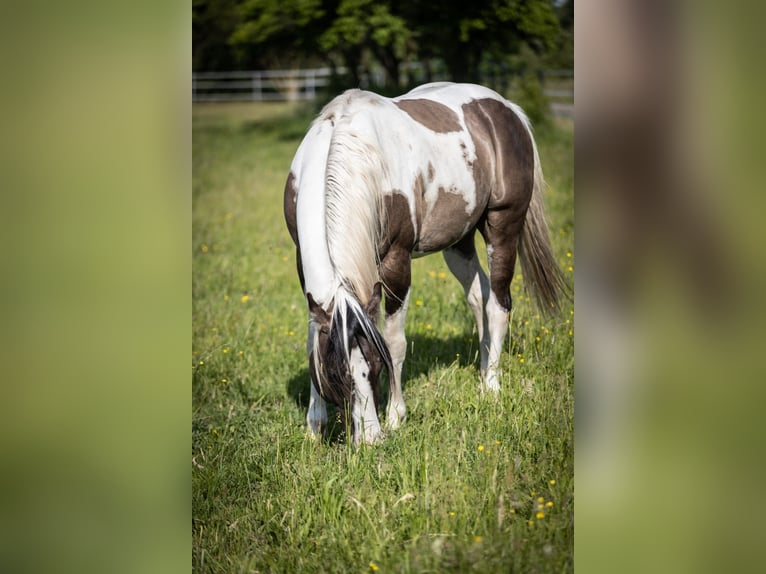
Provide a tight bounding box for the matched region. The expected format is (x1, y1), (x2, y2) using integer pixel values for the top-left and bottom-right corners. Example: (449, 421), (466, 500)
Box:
(307, 283), (391, 444)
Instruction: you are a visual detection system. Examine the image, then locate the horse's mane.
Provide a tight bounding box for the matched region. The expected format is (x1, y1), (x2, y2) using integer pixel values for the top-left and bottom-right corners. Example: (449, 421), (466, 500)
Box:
(323, 92), (388, 306)
(307, 92), (393, 398)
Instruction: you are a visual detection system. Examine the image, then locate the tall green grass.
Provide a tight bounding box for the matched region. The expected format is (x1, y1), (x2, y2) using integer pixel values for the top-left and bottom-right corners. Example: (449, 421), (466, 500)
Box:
(193, 101), (573, 573)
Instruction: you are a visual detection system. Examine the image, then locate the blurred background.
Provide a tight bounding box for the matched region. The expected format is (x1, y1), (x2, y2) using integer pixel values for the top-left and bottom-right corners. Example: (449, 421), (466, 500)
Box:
(192, 0), (574, 122)
(1, 0), (765, 572)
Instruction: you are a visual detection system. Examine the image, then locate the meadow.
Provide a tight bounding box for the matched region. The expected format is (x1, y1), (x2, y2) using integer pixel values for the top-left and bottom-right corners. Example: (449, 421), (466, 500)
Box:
(192, 98), (574, 573)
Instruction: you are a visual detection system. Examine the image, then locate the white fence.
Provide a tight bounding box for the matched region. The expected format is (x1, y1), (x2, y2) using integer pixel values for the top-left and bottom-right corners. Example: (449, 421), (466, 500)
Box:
(192, 68), (344, 102)
(192, 67), (573, 103)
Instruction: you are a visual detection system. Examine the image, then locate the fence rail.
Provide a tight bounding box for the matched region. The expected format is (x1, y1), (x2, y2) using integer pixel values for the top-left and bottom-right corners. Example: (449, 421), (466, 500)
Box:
(192, 67), (572, 103)
(192, 68), (346, 102)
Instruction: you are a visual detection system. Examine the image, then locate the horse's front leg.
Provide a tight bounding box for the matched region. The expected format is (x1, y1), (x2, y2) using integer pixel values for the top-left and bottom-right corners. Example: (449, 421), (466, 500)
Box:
(305, 324), (327, 437)
(380, 247), (411, 430)
(306, 381), (327, 438)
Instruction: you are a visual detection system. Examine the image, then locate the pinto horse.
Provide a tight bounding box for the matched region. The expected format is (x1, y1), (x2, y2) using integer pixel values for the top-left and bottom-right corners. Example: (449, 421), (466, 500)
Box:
(284, 83), (567, 444)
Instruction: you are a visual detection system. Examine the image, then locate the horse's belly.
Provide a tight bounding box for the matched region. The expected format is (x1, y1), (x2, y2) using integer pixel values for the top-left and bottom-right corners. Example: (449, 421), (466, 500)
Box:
(414, 187), (484, 254)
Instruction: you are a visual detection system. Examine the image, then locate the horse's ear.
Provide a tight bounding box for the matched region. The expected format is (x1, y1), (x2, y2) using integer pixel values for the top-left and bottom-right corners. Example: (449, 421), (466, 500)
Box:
(307, 292), (330, 325)
(365, 282), (383, 319)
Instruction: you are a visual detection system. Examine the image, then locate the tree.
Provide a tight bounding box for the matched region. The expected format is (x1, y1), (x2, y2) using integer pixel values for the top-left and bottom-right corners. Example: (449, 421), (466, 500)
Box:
(228, 0), (331, 68)
(319, 0), (412, 89)
(403, 0), (560, 83)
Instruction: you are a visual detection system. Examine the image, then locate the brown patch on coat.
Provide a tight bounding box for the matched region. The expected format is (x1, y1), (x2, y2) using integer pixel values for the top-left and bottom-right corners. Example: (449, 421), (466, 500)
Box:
(417, 186), (475, 253)
(283, 172), (306, 290)
(378, 192), (415, 316)
(283, 171), (299, 245)
(462, 98), (534, 210)
(395, 99), (462, 133)
(380, 191), (416, 256)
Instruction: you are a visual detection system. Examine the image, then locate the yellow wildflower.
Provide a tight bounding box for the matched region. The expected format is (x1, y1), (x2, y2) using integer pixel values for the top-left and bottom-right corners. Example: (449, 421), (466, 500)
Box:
(477, 444), (485, 452)
(241, 295), (250, 303)
(438, 272), (447, 279)
(415, 300), (423, 306)
(549, 479), (556, 485)
(369, 562), (379, 572)
(449, 511), (456, 517)
(536, 511), (545, 519)
(473, 536), (483, 543)
(546, 501), (553, 508)
(200, 244), (208, 253)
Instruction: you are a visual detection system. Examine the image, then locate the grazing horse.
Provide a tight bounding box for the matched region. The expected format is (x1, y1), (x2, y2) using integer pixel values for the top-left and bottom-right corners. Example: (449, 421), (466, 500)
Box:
(284, 82), (566, 445)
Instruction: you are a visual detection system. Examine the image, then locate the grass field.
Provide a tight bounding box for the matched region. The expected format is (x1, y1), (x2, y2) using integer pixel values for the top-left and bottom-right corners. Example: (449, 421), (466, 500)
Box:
(192, 99), (574, 573)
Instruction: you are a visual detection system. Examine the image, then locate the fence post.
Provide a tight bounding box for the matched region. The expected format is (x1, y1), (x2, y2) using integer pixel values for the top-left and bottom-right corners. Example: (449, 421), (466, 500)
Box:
(252, 72), (262, 101)
(306, 70), (315, 100)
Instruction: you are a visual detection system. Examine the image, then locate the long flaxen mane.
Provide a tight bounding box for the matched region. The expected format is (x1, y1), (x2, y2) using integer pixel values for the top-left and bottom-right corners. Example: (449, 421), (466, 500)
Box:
(310, 92), (392, 398)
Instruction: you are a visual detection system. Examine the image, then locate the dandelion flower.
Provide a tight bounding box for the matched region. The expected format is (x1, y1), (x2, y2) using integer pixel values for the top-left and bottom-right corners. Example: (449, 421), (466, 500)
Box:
(546, 501), (554, 508)
(223, 348), (229, 353)
(566, 251), (572, 258)
(241, 295), (250, 303)
(477, 444), (485, 452)
(200, 244), (209, 253)
(438, 272), (447, 279)
(473, 536), (483, 543)
(536, 511), (545, 519)
(549, 479), (556, 486)
(519, 357), (525, 364)
(369, 562), (379, 572)
(567, 265), (574, 272)
(449, 511), (456, 517)
(415, 300), (423, 306)
(494, 440), (500, 445)
(221, 378), (227, 383)
(199, 361), (204, 365)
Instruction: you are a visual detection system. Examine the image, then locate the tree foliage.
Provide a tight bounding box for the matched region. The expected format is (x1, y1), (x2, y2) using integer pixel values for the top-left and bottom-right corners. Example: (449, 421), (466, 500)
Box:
(193, 0), (570, 84)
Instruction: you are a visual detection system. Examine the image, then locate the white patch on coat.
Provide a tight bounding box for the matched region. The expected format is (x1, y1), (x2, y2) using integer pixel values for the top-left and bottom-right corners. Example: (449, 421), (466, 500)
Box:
(484, 290), (510, 392)
(306, 378), (327, 437)
(383, 290), (410, 429)
(349, 347), (382, 444)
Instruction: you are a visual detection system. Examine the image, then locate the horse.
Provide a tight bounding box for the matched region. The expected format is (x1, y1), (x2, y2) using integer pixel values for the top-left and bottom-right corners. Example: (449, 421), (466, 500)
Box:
(284, 82), (567, 445)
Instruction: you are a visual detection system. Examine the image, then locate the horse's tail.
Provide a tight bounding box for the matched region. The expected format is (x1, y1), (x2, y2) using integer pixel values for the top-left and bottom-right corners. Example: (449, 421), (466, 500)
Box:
(518, 133), (569, 314)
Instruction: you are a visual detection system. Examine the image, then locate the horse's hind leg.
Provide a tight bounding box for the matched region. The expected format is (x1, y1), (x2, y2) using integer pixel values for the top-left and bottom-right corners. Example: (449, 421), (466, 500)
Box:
(443, 234), (492, 387)
(480, 209), (526, 391)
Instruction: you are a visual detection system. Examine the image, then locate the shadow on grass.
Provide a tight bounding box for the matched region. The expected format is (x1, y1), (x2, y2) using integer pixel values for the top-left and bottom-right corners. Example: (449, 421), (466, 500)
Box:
(285, 330), (479, 443)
